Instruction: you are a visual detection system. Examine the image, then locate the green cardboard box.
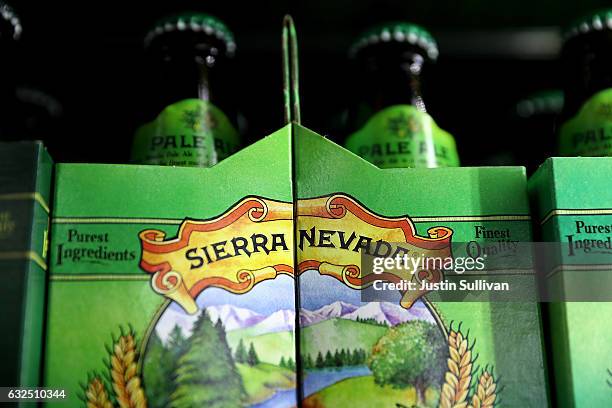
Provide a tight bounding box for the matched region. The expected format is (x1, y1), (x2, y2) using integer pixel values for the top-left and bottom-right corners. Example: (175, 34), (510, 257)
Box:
(529, 157), (612, 407)
(43, 128), (298, 407)
(295, 127), (549, 407)
(0, 141), (53, 393)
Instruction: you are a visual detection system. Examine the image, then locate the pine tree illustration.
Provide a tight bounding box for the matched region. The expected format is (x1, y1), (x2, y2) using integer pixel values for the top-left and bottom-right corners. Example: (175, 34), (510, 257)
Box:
(324, 351), (334, 367)
(303, 354), (313, 370)
(247, 342), (260, 366)
(286, 357), (295, 371)
(166, 324), (188, 360)
(143, 332), (174, 408)
(234, 338), (247, 364)
(315, 352), (324, 369)
(214, 318), (245, 401)
(170, 311), (244, 407)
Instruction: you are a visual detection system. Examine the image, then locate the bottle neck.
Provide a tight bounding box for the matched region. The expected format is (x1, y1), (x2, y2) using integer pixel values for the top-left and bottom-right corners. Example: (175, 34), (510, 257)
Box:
(400, 57), (427, 111)
(145, 34), (231, 118)
(561, 31), (612, 120)
(366, 52), (426, 109)
(195, 55), (212, 101)
(151, 50), (215, 107)
(348, 49), (428, 131)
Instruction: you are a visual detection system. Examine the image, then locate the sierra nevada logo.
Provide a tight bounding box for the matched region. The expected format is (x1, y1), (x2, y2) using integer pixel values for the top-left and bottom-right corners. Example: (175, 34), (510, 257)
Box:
(138, 193), (453, 314)
(139, 197), (294, 314)
(296, 194), (453, 309)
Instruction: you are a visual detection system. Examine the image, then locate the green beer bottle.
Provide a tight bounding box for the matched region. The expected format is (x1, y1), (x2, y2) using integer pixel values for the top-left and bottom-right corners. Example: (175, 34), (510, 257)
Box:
(344, 22), (459, 168)
(0, 2), (63, 144)
(558, 9), (612, 156)
(0, 1), (20, 69)
(132, 13), (241, 167)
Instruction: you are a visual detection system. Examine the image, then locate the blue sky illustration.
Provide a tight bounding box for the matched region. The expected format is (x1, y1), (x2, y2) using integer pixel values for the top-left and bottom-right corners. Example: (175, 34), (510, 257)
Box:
(165, 274), (297, 316)
(298, 269), (403, 310)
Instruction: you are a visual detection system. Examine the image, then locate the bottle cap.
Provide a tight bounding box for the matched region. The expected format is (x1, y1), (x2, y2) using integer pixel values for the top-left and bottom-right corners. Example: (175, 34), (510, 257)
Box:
(563, 9), (612, 42)
(0, 1), (22, 41)
(350, 22), (438, 61)
(144, 12), (236, 56)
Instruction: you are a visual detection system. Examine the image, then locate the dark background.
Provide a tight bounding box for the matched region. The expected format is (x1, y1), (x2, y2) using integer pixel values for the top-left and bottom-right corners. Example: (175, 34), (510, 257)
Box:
(7, 0), (611, 164)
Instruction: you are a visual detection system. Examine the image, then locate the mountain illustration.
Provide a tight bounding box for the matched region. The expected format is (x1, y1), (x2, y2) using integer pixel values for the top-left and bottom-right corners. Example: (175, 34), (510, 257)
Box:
(239, 309), (296, 337)
(299, 308), (319, 326)
(155, 304), (262, 341)
(155, 304), (296, 342)
(343, 301), (433, 325)
(205, 304), (265, 331)
(299, 301), (357, 325)
(300, 301), (434, 327)
(316, 301), (359, 319)
(156, 301), (433, 343)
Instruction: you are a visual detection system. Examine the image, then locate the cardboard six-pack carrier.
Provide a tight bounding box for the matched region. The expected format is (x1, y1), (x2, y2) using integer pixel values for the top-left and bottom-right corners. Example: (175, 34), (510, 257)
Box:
(41, 132), (550, 408)
(529, 157), (612, 408)
(37, 18), (551, 408)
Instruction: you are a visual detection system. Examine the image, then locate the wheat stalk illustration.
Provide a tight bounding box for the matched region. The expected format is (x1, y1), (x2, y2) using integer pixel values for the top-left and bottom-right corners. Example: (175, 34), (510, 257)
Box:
(468, 368), (497, 408)
(110, 330), (147, 408)
(85, 376), (114, 408)
(439, 324), (474, 408)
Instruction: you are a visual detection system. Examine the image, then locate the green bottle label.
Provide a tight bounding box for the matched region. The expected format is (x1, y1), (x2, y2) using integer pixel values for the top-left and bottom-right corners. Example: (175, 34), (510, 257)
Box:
(344, 105), (459, 168)
(559, 88), (612, 156)
(132, 99), (241, 167)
